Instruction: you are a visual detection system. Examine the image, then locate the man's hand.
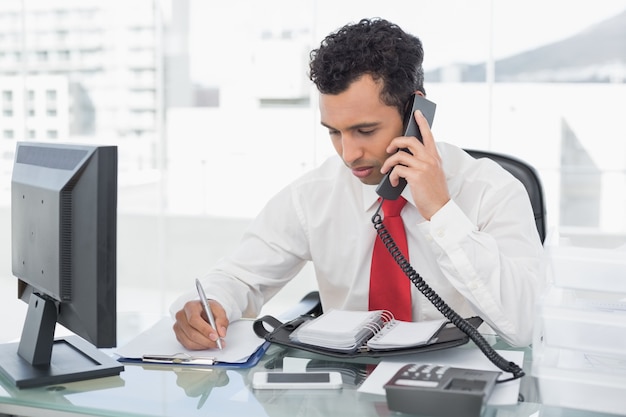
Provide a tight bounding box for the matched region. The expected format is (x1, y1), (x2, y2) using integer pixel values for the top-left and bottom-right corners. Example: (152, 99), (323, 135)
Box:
(381, 109), (450, 220)
(173, 299), (229, 350)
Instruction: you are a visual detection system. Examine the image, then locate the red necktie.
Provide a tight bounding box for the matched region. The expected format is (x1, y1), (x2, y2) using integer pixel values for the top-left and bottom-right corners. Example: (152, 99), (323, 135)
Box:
(369, 197), (412, 321)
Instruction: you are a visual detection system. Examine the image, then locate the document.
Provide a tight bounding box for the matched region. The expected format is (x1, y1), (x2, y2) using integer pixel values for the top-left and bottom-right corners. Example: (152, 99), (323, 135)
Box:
(115, 317), (268, 367)
(358, 346), (524, 405)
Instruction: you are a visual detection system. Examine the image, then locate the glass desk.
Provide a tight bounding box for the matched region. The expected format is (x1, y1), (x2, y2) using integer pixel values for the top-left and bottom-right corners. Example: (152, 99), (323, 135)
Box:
(0, 338), (619, 417)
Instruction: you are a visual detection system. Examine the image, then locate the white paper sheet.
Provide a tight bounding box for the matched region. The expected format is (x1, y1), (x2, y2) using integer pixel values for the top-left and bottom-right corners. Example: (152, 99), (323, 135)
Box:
(115, 317), (266, 364)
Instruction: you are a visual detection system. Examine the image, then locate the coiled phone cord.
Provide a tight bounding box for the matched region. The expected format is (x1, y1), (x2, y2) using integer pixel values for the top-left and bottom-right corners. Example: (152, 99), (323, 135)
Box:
(372, 199), (525, 382)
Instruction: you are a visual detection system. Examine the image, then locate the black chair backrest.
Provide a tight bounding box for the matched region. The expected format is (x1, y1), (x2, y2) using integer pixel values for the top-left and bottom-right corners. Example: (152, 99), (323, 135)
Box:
(465, 149), (546, 244)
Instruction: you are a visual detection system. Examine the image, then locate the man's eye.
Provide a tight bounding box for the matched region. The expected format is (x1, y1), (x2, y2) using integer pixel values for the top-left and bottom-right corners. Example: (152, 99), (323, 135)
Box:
(328, 130), (340, 136)
(359, 129), (375, 136)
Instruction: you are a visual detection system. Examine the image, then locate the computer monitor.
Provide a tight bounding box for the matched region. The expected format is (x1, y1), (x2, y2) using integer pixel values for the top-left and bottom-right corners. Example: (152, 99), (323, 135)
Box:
(0, 142), (124, 388)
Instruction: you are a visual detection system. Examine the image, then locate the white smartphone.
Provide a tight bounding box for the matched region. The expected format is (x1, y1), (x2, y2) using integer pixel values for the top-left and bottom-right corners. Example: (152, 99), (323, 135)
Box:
(252, 371), (342, 390)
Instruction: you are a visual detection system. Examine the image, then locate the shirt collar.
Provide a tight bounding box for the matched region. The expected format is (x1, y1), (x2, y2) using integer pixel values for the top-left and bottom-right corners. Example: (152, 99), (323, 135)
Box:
(361, 183), (414, 212)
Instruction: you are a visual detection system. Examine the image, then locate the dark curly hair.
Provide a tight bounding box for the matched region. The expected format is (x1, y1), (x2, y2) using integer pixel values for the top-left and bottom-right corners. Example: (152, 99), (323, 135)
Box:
(309, 18), (425, 114)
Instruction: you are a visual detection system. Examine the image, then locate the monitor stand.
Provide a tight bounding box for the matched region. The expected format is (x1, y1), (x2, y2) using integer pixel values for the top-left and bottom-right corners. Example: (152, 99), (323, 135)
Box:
(0, 294), (123, 389)
(0, 336), (124, 389)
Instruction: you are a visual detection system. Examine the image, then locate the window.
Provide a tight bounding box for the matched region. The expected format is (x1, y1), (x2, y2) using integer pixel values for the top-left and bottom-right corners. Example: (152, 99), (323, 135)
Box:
(1, 0), (625, 331)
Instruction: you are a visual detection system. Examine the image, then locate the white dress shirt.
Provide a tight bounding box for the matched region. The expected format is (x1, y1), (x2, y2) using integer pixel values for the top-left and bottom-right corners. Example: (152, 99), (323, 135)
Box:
(171, 142), (546, 347)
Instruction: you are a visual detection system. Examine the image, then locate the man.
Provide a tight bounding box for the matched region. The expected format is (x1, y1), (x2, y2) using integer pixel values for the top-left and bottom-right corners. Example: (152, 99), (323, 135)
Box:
(171, 18), (545, 349)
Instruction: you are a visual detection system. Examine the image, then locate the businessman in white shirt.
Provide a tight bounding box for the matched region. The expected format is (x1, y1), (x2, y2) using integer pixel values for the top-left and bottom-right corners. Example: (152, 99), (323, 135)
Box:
(171, 18), (545, 349)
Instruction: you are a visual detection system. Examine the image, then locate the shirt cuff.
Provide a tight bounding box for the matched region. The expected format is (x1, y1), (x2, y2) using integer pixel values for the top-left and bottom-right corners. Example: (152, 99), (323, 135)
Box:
(418, 199), (477, 245)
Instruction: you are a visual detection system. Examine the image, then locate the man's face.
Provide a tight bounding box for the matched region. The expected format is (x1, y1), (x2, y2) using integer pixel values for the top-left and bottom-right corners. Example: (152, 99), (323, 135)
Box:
(319, 75), (404, 185)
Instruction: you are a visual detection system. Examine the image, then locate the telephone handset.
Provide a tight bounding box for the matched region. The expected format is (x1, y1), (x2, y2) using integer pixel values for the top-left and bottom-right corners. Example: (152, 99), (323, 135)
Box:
(371, 96), (524, 381)
(375, 94), (437, 200)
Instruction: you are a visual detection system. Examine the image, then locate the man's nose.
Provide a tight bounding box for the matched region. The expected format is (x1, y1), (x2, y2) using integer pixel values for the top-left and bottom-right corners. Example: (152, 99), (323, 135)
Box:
(341, 134), (363, 164)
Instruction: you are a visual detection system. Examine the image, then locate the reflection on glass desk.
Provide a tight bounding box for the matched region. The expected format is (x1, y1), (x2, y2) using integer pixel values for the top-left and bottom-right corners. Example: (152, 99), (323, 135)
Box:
(0, 339), (620, 417)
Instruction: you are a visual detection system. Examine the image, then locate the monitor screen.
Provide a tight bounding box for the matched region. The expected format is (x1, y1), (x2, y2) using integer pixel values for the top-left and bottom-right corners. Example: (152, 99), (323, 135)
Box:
(0, 142), (124, 388)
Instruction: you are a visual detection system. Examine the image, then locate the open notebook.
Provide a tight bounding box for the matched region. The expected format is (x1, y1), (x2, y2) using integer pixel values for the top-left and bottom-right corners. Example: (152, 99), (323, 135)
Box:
(288, 309), (446, 353)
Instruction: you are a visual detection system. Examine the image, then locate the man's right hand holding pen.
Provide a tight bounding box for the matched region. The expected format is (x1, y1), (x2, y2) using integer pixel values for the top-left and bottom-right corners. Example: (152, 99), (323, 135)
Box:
(173, 282), (229, 350)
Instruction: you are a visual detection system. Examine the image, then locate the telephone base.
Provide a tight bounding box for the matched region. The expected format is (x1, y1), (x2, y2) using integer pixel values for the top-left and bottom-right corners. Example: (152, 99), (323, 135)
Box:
(384, 364), (500, 417)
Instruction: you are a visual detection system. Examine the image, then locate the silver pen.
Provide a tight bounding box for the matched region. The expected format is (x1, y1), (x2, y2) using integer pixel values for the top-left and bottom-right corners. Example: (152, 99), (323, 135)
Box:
(195, 278), (223, 350)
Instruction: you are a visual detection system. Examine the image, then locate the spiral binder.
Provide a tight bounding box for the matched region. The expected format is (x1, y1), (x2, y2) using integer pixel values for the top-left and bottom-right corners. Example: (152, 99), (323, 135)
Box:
(253, 313), (483, 359)
(287, 309), (446, 353)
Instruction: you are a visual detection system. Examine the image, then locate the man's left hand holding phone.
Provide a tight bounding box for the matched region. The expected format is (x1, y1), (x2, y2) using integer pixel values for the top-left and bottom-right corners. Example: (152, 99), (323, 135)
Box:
(173, 280), (229, 350)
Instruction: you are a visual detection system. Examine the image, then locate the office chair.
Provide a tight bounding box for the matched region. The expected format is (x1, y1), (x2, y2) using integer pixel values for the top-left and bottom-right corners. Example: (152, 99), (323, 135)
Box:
(465, 149), (547, 244)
